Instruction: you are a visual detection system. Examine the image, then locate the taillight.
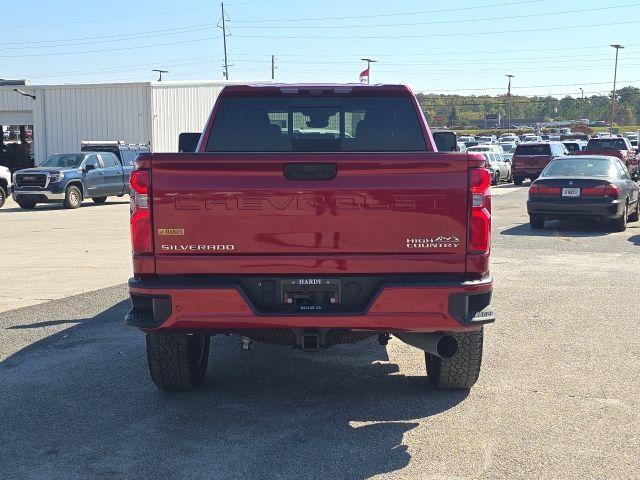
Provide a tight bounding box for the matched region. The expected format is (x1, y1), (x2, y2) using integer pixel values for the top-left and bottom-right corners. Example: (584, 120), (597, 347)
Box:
(529, 184), (560, 196)
(130, 169), (153, 255)
(582, 183), (620, 198)
(469, 167), (491, 254)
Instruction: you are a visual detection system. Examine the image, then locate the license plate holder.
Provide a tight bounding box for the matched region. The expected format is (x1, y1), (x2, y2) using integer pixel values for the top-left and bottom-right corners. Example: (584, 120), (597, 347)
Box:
(562, 188), (580, 197)
(281, 278), (341, 312)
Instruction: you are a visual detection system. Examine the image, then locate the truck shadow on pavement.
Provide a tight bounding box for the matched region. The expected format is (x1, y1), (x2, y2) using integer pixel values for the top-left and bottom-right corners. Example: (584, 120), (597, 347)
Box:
(1, 297), (468, 479)
(500, 220), (620, 237)
(0, 200), (129, 213)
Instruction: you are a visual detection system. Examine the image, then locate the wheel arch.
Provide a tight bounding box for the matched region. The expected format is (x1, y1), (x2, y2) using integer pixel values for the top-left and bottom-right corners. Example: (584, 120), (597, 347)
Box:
(64, 180), (85, 199)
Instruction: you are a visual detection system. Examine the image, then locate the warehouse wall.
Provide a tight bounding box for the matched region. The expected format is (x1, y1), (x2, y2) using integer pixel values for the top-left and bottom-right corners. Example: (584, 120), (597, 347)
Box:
(31, 83), (152, 164)
(151, 83), (225, 153)
(0, 88), (35, 123)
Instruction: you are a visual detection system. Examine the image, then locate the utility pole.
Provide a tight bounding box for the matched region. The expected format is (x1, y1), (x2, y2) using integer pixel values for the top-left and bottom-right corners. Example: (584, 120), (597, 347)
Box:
(579, 87), (584, 120)
(610, 44), (624, 134)
(271, 55), (276, 80)
(220, 3), (230, 80)
(360, 58), (377, 84)
(152, 69), (169, 82)
(506, 74), (514, 134)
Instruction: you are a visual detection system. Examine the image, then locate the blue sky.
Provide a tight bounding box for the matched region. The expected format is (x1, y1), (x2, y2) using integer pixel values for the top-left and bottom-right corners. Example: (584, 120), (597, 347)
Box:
(3, 0), (640, 97)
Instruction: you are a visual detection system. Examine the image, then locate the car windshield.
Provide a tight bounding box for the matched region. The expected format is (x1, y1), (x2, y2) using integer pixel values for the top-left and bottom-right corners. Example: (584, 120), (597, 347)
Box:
(542, 159), (615, 177)
(41, 154), (85, 168)
(500, 144), (516, 153)
(515, 144), (550, 155)
(586, 139), (628, 150)
(563, 143), (580, 152)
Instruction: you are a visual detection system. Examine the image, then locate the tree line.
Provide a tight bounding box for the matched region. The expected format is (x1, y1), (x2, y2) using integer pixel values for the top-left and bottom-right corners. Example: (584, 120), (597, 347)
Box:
(415, 86), (640, 127)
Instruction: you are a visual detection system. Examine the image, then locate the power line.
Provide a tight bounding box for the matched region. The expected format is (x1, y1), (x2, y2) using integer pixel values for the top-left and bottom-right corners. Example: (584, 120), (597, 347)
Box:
(233, 19), (640, 40)
(230, 0), (546, 23)
(0, 3), (216, 31)
(0, 36), (220, 58)
(0, 24), (216, 49)
(230, 43), (640, 58)
(229, 2), (640, 29)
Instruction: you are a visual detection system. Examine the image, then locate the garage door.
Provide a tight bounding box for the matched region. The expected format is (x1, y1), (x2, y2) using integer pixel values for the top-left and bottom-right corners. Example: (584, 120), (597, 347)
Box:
(0, 110), (33, 125)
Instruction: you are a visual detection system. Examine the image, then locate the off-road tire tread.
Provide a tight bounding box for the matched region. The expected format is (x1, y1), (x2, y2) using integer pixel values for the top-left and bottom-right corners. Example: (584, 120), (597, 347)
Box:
(146, 333), (210, 391)
(426, 329), (483, 389)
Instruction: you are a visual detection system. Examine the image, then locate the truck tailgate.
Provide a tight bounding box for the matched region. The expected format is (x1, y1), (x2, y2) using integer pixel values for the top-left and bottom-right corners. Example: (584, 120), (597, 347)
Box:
(150, 153), (470, 274)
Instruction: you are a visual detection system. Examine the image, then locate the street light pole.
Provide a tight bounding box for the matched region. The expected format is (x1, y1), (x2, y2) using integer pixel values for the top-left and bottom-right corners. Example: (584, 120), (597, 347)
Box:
(152, 69), (169, 82)
(360, 58), (377, 84)
(506, 74), (514, 134)
(610, 44), (624, 134)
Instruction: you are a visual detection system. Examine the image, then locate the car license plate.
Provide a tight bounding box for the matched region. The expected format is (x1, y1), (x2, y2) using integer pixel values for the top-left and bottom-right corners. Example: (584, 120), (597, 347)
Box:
(562, 188), (580, 197)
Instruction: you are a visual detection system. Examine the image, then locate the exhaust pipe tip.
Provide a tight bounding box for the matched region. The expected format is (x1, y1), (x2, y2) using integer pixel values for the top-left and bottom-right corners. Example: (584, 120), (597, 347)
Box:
(436, 335), (458, 359)
(394, 332), (459, 359)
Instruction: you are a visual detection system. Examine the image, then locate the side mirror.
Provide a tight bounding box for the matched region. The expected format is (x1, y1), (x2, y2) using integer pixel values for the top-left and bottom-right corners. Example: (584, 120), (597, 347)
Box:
(179, 132), (201, 153)
(83, 164), (96, 172)
(433, 131), (457, 152)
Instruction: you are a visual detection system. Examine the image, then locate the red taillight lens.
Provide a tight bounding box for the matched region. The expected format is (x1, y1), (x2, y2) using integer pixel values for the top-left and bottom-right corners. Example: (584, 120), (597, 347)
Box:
(577, 184), (620, 198)
(469, 168), (491, 254)
(129, 169), (152, 255)
(529, 183), (560, 196)
(130, 169), (149, 195)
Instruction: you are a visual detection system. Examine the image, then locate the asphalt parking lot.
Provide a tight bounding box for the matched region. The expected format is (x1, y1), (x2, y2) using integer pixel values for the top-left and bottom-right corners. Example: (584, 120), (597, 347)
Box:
(1, 187), (639, 479)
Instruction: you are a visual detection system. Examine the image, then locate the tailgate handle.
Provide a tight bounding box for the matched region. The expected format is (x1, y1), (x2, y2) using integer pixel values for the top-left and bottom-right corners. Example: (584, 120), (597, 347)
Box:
(284, 163), (337, 180)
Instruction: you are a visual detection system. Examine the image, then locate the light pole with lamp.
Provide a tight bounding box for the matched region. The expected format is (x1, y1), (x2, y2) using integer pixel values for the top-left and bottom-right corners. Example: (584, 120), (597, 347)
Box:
(610, 44), (624, 134)
(506, 74), (514, 134)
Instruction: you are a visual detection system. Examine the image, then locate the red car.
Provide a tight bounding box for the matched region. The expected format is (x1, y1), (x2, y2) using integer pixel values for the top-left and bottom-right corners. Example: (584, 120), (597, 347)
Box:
(576, 137), (638, 178)
(126, 84), (495, 391)
(512, 142), (569, 185)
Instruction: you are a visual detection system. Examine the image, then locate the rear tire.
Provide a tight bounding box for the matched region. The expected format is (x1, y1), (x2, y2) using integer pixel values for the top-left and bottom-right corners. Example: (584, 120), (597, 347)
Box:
(17, 200), (36, 209)
(0, 187), (6, 208)
(491, 171), (499, 186)
(92, 197), (107, 204)
(146, 333), (210, 391)
(611, 204), (628, 232)
(425, 329), (483, 389)
(628, 200), (639, 222)
(63, 185), (82, 209)
(513, 176), (524, 186)
(529, 215), (545, 229)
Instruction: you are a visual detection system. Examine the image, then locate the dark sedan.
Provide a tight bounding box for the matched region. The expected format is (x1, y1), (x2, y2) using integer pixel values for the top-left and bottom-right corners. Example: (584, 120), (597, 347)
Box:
(527, 155), (639, 231)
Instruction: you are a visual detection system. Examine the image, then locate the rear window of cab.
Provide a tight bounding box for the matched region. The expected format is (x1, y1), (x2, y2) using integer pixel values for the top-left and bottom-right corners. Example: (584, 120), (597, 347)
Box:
(514, 144), (551, 156)
(205, 95), (426, 152)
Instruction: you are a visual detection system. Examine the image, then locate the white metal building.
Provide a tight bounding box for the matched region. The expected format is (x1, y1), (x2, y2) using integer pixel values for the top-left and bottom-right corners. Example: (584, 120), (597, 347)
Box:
(0, 80), (236, 164)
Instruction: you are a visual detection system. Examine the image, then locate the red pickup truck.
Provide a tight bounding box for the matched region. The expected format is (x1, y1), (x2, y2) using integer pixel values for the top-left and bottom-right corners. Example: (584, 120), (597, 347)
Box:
(126, 84), (495, 391)
(576, 137), (638, 178)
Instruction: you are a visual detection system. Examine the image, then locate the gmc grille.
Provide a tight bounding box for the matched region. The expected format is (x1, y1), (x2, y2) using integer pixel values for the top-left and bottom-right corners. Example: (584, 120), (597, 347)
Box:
(16, 174), (47, 188)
